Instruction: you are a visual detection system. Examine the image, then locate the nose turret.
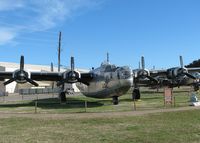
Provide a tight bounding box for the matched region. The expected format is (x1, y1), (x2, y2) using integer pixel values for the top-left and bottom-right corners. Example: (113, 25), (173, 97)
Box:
(117, 66), (132, 79)
(117, 66), (133, 87)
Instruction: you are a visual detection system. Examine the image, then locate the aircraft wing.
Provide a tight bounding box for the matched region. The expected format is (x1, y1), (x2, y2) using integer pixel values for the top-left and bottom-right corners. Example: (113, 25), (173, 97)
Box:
(0, 71), (62, 81)
(77, 72), (94, 85)
(187, 68), (200, 73)
(0, 71), (94, 86)
(32, 72), (94, 85)
(0, 56), (94, 86)
(150, 67), (200, 77)
(30, 72), (63, 81)
(150, 70), (167, 77)
(31, 72), (93, 85)
(0, 71), (13, 80)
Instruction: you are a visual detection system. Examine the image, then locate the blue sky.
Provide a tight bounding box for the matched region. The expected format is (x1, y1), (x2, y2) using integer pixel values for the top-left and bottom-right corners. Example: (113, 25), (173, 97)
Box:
(0, 0), (200, 70)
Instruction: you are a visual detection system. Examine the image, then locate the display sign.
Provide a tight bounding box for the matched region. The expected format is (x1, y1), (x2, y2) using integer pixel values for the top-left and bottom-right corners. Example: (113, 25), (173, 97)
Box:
(164, 87), (173, 105)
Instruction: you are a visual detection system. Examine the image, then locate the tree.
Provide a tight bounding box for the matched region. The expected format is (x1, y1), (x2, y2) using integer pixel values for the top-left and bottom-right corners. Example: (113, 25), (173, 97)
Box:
(186, 59), (200, 68)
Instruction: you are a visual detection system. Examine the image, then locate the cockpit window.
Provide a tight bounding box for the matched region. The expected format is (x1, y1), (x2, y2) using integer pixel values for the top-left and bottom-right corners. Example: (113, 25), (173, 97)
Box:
(105, 65), (112, 72)
(116, 66), (132, 79)
(103, 64), (118, 72)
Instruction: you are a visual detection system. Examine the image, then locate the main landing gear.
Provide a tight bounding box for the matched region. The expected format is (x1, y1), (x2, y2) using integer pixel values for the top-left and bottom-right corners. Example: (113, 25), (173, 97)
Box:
(194, 84), (199, 91)
(112, 96), (119, 105)
(132, 88), (141, 100)
(59, 91), (66, 103)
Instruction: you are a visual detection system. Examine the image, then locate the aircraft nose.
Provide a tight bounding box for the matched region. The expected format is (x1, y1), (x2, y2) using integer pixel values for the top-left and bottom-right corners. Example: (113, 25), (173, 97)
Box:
(124, 75), (133, 87)
(122, 67), (132, 79)
(121, 68), (133, 86)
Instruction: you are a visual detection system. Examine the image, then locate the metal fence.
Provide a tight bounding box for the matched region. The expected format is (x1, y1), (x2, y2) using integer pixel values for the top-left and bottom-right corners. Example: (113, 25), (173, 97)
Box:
(19, 88), (61, 95)
(0, 89), (198, 114)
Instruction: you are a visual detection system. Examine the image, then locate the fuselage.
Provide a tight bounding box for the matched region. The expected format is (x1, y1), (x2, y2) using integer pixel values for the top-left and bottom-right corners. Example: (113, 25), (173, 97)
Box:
(76, 62), (133, 98)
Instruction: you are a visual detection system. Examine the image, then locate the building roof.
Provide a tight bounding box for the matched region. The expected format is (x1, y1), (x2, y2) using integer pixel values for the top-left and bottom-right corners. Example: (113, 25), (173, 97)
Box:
(0, 62), (89, 72)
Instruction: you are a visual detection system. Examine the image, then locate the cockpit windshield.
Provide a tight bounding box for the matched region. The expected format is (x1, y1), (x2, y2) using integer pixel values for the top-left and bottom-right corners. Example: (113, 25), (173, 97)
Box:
(116, 66), (132, 79)
(104, 65), (118, 72)
(100, 63), (118, 72)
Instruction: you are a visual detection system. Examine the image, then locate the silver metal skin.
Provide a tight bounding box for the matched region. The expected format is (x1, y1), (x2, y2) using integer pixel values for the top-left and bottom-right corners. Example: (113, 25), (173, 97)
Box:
(76, 62), (133, 99)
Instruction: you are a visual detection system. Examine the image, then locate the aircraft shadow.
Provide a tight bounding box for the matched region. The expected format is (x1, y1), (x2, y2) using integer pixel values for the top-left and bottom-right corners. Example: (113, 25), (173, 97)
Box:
(141, 91), (163, 94)
(0, 97), (104, 109)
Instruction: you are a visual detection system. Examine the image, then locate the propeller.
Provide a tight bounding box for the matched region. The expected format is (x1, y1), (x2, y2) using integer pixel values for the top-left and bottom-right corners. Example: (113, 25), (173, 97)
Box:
(180, 55), (184, 68)
(177, 56), (196, 79)
(69, 57), (76, 80)
(57, 56), (90, 86)
(137, 56), (158, 83)
(141, 56), (145, 70)
(4, 55), (38, 86)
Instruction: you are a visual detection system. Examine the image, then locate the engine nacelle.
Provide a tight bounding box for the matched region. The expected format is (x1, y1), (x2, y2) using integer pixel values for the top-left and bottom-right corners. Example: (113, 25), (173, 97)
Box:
(12, 69), (30, 84)
(62, 70), (81, 83)
(167, 67), (188, 79)
(137, 69), (150, 78)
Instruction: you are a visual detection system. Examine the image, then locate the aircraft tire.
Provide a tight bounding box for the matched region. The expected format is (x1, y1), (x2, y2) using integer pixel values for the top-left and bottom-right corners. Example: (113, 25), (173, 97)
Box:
(132, 88), (141, 100)
(194, 85), (199, 91)
(112, 96), (119, 105)
(60, 92), (66, 103)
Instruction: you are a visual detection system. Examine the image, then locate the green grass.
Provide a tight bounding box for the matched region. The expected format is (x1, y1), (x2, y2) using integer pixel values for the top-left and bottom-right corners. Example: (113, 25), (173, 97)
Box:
(0, 89), (197, 114)
(0, 109), (200, 143)
(0, 88), (200, 142)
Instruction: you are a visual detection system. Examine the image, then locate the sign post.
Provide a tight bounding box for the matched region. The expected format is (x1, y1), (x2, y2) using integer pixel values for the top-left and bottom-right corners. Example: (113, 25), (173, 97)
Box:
(35, 100), (37, 114)
(133, 98), (136, 111)
(164, 87), (173, 107)
(85, 100), (87, 112)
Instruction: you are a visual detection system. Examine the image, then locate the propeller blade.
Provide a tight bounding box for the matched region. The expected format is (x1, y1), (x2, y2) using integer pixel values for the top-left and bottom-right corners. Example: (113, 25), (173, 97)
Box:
(51, 62), (54, 72)
(71, 57), (74, 72)
(4, 78), (16, 85)
(141, 56), (145, 70)
(146, 75), (158, 83)
(20, 55), (24, 71)
(24, 77), (39, 86)
(179, 56), (183, 68)
(107, 52), (109, 63)
(57, 80), (64, 87)
(185, 73), (196, 79)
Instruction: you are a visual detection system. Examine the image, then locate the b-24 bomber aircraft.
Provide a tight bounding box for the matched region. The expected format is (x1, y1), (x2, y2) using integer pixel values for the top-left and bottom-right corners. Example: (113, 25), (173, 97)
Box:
(0, 55), (133, 105)
(0, 55), (199, 104)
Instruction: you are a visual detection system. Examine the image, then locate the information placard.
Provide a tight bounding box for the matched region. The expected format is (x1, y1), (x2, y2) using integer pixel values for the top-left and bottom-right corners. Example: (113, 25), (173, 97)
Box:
(164, 87), (173, 105)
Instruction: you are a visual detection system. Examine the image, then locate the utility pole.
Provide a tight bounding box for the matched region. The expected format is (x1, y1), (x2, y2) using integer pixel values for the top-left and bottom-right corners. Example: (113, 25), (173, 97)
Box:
(58, 31), (61, 72)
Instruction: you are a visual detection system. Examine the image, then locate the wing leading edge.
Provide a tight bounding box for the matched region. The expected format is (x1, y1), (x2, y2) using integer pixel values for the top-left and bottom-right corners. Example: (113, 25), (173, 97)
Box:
(0, 56), (93, 86)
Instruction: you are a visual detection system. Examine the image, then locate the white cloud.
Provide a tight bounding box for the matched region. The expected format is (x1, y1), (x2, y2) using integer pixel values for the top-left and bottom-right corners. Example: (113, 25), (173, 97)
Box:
(0, 28), (17, 45)
(0, 0), (24, 11)
(28, 0), (102, 30)
(0, 0), (103, 45)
